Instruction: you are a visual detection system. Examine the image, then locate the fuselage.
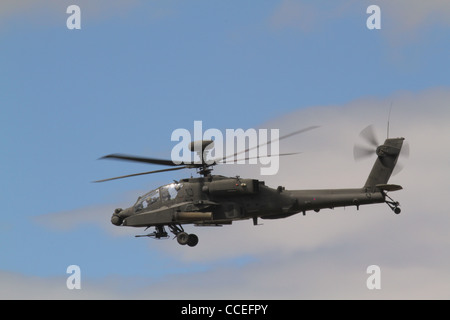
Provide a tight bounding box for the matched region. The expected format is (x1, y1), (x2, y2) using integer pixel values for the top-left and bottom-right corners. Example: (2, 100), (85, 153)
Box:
(112, 175), (386, 228)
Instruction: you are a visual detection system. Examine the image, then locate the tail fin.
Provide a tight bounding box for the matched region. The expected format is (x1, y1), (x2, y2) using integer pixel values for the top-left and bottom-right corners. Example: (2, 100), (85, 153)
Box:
(364, 137), (404, 189)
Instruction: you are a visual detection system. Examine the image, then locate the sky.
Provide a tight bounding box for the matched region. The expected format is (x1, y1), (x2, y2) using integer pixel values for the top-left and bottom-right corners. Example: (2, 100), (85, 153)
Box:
(1, 0), (450, 299)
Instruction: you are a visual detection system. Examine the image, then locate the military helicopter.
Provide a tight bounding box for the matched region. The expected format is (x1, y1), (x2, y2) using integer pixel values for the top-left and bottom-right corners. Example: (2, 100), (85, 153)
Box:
(95, 125), (406, 247)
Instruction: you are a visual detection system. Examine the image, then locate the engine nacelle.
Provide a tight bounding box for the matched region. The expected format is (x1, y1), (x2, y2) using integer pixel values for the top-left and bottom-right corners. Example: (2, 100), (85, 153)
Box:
(203, 179), (259, 196)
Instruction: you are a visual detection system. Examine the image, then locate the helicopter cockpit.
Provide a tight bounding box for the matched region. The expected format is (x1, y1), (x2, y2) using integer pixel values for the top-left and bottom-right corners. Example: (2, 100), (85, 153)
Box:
(160, 183), (183, 202)
(135, 183), (183, 211)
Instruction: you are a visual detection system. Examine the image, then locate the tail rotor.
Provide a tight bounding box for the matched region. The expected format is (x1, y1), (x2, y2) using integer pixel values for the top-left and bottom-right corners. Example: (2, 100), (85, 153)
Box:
(353, 125), (409, 176)
(353, 125), (379, 161)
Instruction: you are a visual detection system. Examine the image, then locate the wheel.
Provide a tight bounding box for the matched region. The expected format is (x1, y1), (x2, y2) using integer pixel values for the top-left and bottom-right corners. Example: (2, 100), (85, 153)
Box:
(187, 234), (199, 247)
(394, 207), (401, 214)
(176, 232), (189, 245)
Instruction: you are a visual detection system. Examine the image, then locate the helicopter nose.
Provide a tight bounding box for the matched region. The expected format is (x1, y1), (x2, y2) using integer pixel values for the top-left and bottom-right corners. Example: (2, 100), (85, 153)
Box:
(111, 208), (123, 226)
(111, 214), (123, 226)
(111, 207), (134, 226)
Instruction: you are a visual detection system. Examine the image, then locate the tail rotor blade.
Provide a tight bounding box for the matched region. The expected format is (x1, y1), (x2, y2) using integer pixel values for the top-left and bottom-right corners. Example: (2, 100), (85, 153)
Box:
(392, 141), (410, 176)
(392, 162), (404, 176)
(353, 144), (376, 161)
(401, 140), (410, 159)
(359, 125), (379, 148)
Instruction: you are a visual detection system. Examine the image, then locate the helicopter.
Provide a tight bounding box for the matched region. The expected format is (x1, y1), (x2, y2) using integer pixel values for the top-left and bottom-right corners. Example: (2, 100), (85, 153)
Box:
(95, 125), (406, 247)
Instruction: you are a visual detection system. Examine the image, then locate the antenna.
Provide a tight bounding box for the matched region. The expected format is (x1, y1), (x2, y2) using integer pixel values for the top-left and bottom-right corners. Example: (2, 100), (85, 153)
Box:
(387, 102), (393, 138)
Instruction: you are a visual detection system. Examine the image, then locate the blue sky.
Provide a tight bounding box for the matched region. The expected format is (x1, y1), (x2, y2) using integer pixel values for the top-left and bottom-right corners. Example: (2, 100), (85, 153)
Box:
(1, 0), (450, 298)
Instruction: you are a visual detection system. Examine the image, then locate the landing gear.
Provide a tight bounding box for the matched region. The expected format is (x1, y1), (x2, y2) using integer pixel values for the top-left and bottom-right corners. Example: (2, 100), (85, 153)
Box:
(136, 224), (199, 247)
(187, 234), (199, 247)
(384, 192), (401, 214)
(175, 231), (199, 247)
(169, 225), (199, 246)
(176, 232), (189, 245)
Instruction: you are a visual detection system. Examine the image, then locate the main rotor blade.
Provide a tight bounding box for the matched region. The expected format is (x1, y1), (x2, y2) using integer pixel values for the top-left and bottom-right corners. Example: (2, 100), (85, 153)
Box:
(93, 166), (187, 183)
(353, 144), (375, 161)
(218, 152), (302, 164)
(100, 153), (182, 167)
(359, 125), (379, 147)
(215, 125), (319, 164)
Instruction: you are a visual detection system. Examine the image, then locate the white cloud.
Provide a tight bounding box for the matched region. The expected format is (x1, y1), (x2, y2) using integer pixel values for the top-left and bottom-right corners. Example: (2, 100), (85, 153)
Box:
(269, 0), (450, 44)
(0, 270), (121, 299)
(380, 0), (450, 31)
(34, 191), (144, 237)
(34, 203), (132, 237)
(10, 87), (450, 299)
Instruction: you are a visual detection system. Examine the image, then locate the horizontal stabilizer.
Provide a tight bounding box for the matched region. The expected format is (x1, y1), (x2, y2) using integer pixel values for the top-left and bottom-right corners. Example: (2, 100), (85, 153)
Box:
(376, 184), (403, 192)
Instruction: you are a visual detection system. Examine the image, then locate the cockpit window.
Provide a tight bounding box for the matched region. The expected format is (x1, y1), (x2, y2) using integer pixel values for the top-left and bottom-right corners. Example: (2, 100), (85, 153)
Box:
(135, 188), (160, 211)
(134, 183), (183, 211)
(160, 183), (183, 202)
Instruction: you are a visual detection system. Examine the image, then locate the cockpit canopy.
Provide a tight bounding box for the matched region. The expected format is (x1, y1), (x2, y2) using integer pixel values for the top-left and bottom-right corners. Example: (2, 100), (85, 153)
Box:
(134, 183), (183, 211)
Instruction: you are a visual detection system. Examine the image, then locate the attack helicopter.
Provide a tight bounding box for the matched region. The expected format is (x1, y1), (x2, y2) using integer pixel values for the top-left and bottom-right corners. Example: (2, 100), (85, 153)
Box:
(95, 125), (407, 247)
